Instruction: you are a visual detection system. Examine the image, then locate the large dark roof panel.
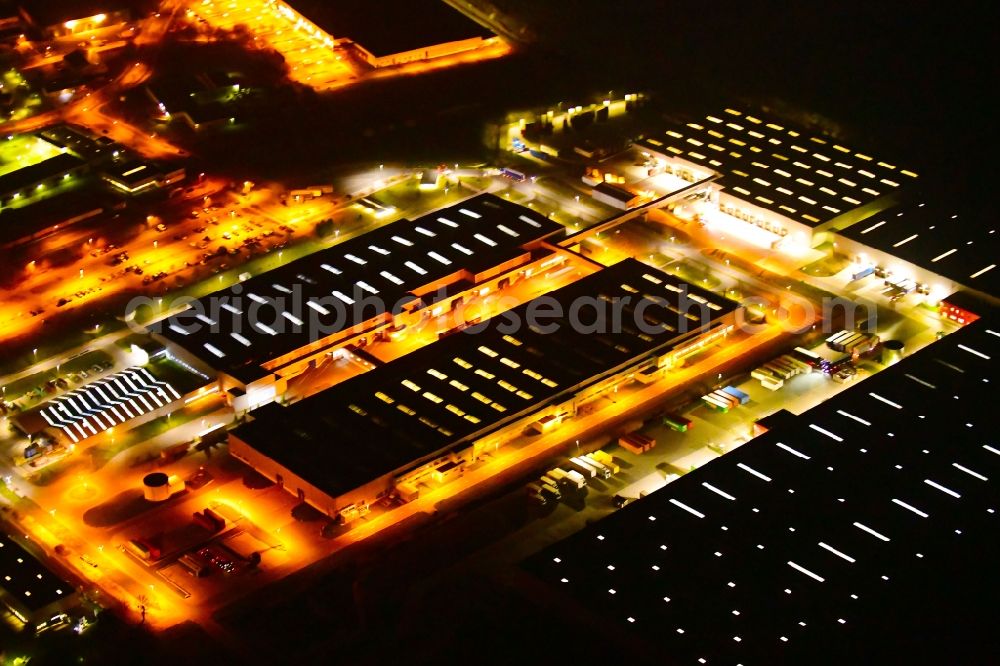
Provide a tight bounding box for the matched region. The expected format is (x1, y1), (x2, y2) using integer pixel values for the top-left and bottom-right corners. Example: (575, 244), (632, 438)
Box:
(0, 533), (74, 613)
(158, 194), (563, 380)
(636, 107), (917, 227)
(523, 316), (1000, 663)
(839, 200), (999, 297)
(288, 0), (492, 58)
(233, 258), (738, 501)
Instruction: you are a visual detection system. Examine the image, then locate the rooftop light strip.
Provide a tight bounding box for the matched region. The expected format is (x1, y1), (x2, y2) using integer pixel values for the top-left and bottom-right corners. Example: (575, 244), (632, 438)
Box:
(669, 498), (706, 518)
(957, 344), (990, 360)
(775, 442), (811, 459)
(982, 444), (1000, 457)
(818, 542), (856, 563)
(931, 249), (957, 262)
(869, 392), (903, 409)
(952, 463), (987, 481)
(737, 462), (771, 482)
(701, 482), (736, 500)
(380, 270), (404, 285)
(891, 498), (929, 518)
(788, 561), (825, 582)
(836, 409), (871, 426)
(427, 251), (451, 265)
(808, 423), (843, 442)
(924, 479), (961, 499)
(892, 234), (918, 247)
(904, 374), (936, 389)
(859, 220), (886, 234)
(969, 264), (996, 279)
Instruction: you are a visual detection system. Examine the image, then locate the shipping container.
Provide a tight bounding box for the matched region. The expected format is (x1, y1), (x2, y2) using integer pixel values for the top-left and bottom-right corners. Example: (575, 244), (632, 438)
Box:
(662, 412), (693, 432)
(720, 386), (750, 405)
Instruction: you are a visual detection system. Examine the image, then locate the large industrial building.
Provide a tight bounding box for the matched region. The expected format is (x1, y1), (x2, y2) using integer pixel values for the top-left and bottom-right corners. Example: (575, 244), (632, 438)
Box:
(833, 199), (999, 303)
(0, 153), (88, 207)
(0, 532), (78, 628)
(229, 258), (740, 518)
(287, 0), (497, 68)
(636, 108), (918, 250)
(158, 194), (566, 411)
(523, 314), (999, 663)
(18, 0), (137, 39)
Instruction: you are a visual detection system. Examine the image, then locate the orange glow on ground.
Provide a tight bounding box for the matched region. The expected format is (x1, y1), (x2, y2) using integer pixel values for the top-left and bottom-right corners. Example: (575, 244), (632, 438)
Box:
(183, 0), (509, 92)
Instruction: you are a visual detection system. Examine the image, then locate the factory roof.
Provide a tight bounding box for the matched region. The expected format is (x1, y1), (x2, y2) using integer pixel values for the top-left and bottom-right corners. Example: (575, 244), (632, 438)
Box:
(0, 533), (74, 613)
(38, 124), (119, 162)
(19, 0), (136, 27)
(838, 200), (999, 298)
(636, 107), (917, 228)
(0, 152), (85, 195)
(523, 316), (1000, 663)
(158, 194), (563, 382)
(593, 181), (638, 203)
(288, 0), (493, 58)
(233, 259), (738, 501)
(15, 366), (182, 442)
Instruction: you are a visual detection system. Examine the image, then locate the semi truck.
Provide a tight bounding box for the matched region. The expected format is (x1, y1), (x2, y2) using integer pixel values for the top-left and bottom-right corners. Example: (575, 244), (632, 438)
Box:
(540, 481), (562, 500)
(572, 455), (611, 479)
(526, 482), (548, 505)
(549, 468), (586, 490)
(589, 450), (620, 474)
(565, 458), (596, 479)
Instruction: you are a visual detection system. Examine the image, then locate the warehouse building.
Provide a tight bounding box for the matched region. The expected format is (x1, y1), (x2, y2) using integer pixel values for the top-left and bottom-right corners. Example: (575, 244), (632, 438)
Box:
(0, 532), (78, 629)
(524, 315), (1000, 664)
(636, 107), (918, 250)
(157, 194), (565, 411)
(592, 181), (642, 210)
(101, 158), (185, 195)
(229, 258), (740, 519)
(18, 0), (134, 39)
(288, 0), (497, 68)
(0, 153), (88, 207)
(832, 200), (999, 304)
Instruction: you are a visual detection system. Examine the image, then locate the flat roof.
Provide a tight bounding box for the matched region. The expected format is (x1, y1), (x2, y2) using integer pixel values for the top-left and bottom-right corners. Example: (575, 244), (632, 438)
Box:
(593, 181), (637, 202)
(233, 259), (738, 501)
(524, 316), (1000, 663)
(103, 159), (160, 186)
(39, 124), (118, 162)
(0, 532), (74, 613)
(16, 366), (183, 442)
(20, 0), (136, 27)
(159, 194), (564, 382)
(0, 153), (85, 195)
(288, 0), (492, 58)
(0, 185), (107, 246)
(636, 107), (917, 228)
(839, 200), (999, 297)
